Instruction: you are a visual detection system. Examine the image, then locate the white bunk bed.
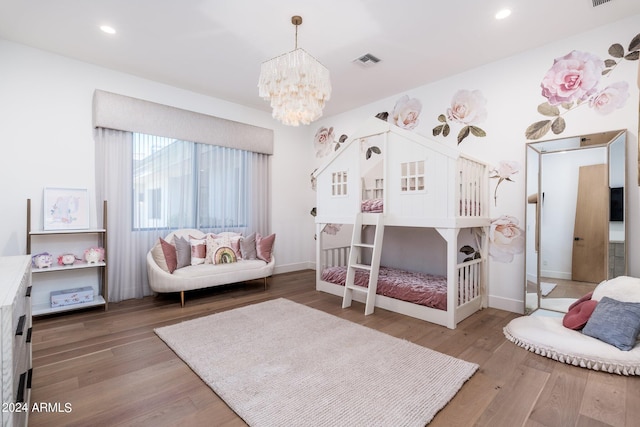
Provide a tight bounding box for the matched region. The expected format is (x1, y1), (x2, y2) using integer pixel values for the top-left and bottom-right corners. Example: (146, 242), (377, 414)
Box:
(313, 117), (490, 329)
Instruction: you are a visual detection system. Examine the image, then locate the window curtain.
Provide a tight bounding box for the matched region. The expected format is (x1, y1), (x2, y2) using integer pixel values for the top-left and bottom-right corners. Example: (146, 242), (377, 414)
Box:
(95, 128), (270, 303)
(95, 127), (154, 301)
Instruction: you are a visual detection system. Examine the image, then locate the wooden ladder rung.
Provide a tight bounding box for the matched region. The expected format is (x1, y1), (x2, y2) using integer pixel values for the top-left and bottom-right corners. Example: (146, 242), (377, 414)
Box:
(353, 243), (374, 249)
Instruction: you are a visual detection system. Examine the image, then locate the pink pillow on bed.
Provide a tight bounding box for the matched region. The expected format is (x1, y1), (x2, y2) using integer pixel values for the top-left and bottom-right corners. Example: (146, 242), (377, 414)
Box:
(256, 233), (275, 263)
(563, 299), (598, 330)
(567, 291), (593, 311)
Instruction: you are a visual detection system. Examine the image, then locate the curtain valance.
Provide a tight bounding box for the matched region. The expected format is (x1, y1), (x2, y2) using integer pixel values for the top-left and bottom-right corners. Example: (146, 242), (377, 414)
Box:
(92, 89), (273, 155)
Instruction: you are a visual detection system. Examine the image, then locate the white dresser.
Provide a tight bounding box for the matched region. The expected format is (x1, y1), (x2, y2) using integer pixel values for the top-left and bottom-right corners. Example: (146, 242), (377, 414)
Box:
(0, 256), (32, 427)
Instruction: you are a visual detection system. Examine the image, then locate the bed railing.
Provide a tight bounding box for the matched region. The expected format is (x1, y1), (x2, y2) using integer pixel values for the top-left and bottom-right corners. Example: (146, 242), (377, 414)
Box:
(322, 246), (351, 270)
(457, 156), (487, 218)
(322, 246), (483, 307)
(456, 257), (483, 306)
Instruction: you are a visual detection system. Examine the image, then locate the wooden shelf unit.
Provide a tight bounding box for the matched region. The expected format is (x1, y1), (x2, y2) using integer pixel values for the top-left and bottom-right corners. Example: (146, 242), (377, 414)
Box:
(26, 199), (108, 316)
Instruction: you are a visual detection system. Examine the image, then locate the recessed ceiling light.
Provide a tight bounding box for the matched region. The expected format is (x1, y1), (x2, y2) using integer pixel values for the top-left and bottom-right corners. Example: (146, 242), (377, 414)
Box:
(495, 9), (512, 20)
(100, 25), (116, 34)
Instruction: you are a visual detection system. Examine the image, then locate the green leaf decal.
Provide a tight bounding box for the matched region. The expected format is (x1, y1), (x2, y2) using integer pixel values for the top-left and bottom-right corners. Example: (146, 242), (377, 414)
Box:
(375, 112), (389, 121)
(608, 43), (624, 58)
(366, 148), (372, 160)
(433, 125), (444, 136)
(457, 126), (470, 144)
(525, 120), (552, 140)
(551, 116), (566, 134)
(560, 102), (574, 110)
(604, 59), (617, 67)
(443, 124), (450, 137)
(438, 114), (447, 123)
(339, 134), (348, 143)
(460, 245), (475, 255)
(370, 146), (381, 155)
(624, 51), (639, 61)
(629, 33), (640, 52)
(537, 102), (560, 117)
(469, 126), (486, 137)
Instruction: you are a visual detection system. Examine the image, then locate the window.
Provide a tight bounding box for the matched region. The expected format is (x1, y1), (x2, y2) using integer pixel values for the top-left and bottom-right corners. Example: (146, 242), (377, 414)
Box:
(331, 171), (348, 196)
(401, 161), (425, 192)
(132, 133), (263, 231)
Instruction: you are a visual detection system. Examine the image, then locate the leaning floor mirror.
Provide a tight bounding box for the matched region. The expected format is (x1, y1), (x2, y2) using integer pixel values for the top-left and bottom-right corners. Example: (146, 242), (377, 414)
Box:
(525, 130), (626, 314)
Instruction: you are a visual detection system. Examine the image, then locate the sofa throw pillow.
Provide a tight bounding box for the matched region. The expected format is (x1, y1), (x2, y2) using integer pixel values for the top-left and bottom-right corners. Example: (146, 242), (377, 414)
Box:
(240, 233), (257, 260)
(190, 236), (207, 265)
(205, 234), (231, 264)
(174, 235), (191, 269)
(213, 246), (238, 264)
(229, 235), (242, 259)
(159, 237), (177, 273)
(151, 241), (170, 273)
(256, 233), (276, 263)
(582, 296), (640, 351)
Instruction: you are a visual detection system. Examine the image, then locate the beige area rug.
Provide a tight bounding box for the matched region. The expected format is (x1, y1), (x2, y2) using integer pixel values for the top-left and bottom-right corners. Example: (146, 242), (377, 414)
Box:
(155, 298), (478, 427)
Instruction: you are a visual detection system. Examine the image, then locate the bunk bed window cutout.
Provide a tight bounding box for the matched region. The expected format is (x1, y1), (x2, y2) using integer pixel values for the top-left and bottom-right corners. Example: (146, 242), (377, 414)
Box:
(331, 171), (348, 197)
(400, 160), (425, 192)
(360, 135), (384, 213)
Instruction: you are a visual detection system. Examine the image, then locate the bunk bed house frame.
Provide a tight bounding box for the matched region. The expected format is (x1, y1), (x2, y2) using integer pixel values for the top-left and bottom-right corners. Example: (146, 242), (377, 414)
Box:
(313, 117), (491, 329)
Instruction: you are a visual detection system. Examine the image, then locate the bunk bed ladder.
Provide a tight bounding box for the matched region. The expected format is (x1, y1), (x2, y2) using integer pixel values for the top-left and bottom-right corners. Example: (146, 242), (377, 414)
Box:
(342, 213), (385, 315)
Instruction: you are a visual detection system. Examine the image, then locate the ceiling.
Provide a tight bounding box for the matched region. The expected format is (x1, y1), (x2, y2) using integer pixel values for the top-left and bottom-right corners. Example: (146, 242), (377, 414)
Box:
(1, 0), (639, 119)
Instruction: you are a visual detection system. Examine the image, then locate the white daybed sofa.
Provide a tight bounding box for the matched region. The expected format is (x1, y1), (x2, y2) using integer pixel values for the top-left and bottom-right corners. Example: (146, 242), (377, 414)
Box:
(147, 229), (275, 307)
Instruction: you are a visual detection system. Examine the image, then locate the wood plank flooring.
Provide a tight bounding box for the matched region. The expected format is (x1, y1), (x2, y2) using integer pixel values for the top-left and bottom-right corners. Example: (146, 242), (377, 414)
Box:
(29, 270), (640, 426)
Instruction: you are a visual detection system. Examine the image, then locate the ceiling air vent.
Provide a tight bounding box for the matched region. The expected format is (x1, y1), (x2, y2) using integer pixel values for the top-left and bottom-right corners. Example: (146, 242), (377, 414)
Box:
(353, 53), (381, 67)
(592, 0), (611, 6)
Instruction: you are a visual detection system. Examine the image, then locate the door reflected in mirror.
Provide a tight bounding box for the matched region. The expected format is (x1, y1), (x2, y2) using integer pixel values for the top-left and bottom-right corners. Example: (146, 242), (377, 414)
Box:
(525, 130), (626, 314)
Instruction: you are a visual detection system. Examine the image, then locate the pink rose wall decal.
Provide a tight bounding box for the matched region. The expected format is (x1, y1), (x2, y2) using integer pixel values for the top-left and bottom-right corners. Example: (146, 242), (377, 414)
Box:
(490, 160), (520, 206)
(525, 33), (639, 140)
(433, 89), (488, 144)
(489, 215), (525, 263)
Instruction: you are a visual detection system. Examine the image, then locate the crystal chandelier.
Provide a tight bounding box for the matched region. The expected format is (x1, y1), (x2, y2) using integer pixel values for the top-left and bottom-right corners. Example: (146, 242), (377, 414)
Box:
(258, 16), (331, 126)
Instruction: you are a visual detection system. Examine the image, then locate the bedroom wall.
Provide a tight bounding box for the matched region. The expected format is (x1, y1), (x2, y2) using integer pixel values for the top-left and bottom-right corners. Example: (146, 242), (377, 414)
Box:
(0, 40), (315, 276)
(310, 14), (640, 314)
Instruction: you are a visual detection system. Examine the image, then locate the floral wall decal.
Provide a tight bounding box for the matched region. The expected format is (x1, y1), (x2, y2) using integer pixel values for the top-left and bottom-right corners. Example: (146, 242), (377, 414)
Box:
(489, 160), (520, 206)
(433, 89), (487, 144)
(314, 126), (348, 158)
(489, 215), (525, 263)
(525, 33), (639, 140)
(374, 95), (422, 130)
(387, 95), (422, 130)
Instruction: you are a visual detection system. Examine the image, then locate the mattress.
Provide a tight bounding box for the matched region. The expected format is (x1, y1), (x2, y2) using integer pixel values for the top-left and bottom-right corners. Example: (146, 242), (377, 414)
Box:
(321, 265), (447, 310)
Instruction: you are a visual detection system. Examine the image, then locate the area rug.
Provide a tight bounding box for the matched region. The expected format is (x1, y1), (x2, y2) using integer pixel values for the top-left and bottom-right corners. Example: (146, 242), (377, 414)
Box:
(155, 298), (478, 426)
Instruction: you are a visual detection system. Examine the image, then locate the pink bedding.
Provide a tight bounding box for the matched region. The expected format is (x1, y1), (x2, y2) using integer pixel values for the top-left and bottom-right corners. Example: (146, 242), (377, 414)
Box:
(362, 198), (482, 216)
(321, 266), (447, 310)
(361, 198), (383, 213)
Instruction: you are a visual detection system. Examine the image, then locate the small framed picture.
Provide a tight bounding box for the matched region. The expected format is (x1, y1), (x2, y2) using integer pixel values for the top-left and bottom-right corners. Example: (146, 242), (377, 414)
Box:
(43, 187), (90, 230)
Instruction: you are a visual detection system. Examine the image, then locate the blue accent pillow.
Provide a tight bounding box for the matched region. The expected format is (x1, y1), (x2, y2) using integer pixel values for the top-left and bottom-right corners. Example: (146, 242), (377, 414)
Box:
(582, 296), (640, 351)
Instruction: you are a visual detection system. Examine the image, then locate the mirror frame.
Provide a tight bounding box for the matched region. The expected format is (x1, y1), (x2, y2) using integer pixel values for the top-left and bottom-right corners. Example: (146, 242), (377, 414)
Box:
(524, 130), (627, 314)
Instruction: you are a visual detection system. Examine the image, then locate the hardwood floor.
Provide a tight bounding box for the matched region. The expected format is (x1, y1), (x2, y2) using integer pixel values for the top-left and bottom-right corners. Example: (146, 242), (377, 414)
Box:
(30, 270), (639, 426)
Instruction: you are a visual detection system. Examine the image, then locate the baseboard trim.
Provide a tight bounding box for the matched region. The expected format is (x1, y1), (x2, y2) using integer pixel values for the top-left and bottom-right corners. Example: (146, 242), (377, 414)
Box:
(274, 261), (315, 275)
(488, 295), (524, 315)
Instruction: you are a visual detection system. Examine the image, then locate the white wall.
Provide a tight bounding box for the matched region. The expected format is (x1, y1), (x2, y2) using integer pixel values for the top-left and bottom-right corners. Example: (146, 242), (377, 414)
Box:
(0, 40), (316, 275)
(310, 15), (640, 314)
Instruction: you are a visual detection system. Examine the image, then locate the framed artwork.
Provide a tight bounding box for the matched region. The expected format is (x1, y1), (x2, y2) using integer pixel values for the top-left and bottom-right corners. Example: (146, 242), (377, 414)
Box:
(43, 187), (90, 230)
